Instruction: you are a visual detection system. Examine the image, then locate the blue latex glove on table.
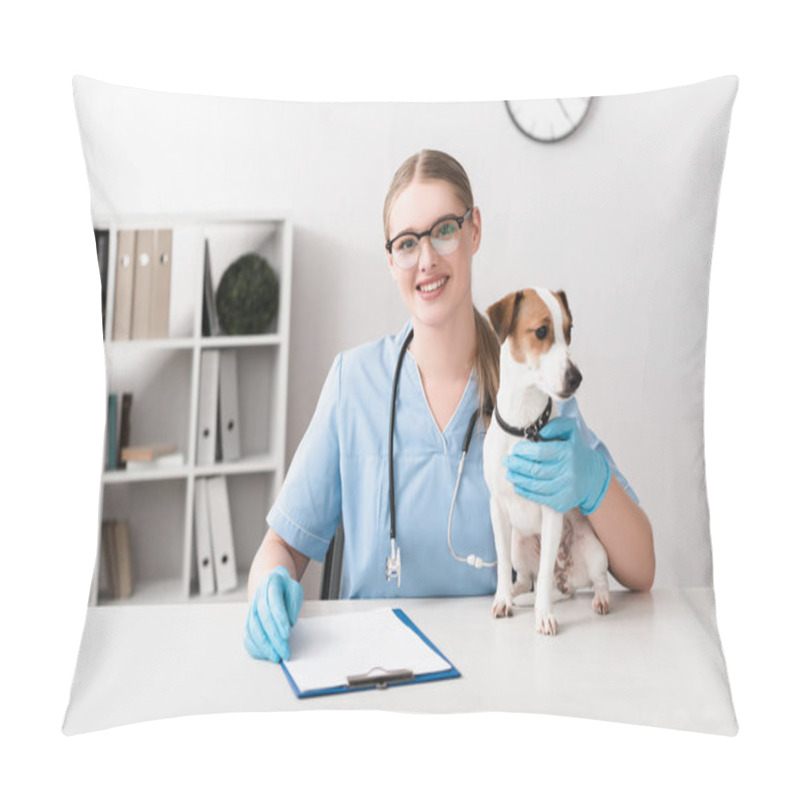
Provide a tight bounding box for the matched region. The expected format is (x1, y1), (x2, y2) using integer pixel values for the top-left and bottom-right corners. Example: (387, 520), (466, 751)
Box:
(244, 565), (304, 662)
(503, 416), (611, 515)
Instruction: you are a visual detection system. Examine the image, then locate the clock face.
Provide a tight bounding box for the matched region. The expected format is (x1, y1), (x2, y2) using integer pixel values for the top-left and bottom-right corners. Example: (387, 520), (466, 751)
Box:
(505, 97), (593, 143)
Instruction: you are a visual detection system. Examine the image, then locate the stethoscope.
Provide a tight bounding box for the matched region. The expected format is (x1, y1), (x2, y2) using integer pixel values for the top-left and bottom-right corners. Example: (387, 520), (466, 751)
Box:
(386, 328), (497, 586)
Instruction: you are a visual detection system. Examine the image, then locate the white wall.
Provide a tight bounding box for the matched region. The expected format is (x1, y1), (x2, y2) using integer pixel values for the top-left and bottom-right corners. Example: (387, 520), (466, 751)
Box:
(74, 75), (737, 588)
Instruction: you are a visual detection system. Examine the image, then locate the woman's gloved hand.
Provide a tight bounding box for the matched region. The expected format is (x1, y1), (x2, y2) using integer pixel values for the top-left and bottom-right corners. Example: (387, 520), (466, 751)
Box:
(503, 416), (611, 515)
(244, 565), (304, 662)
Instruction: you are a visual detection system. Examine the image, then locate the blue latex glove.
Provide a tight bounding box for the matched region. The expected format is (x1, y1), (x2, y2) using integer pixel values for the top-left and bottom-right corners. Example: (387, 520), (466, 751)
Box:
(244, 566), (304, 662)
(503, 416), (611, 515)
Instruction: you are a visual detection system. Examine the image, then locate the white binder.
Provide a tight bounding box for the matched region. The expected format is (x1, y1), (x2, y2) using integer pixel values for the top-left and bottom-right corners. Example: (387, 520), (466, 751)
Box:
(219, 349), (241, 462)
(206, 476), (238, 593)
(196, 350), (220, 465)
(194, 478), (216, 596)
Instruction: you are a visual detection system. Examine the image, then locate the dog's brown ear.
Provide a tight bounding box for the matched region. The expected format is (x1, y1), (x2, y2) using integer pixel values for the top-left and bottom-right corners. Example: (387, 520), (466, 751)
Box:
(486, 291), (523, 344)
(555, 289), (573, 344)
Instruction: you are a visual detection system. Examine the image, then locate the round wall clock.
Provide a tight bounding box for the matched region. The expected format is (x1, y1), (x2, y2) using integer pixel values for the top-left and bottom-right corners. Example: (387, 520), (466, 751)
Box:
(505, 97), (593, 143)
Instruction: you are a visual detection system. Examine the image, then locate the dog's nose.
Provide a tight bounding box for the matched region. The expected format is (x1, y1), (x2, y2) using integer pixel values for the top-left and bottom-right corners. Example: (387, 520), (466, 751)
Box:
(564, 363), (582, 394)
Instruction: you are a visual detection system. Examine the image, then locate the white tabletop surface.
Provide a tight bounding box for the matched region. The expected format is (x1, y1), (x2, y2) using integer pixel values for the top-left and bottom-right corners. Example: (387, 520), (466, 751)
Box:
(63, 589), (737, 735)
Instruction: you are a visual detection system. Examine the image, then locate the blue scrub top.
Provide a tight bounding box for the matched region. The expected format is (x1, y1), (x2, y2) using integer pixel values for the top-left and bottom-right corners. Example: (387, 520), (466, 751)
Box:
(267, 320), (638, 600)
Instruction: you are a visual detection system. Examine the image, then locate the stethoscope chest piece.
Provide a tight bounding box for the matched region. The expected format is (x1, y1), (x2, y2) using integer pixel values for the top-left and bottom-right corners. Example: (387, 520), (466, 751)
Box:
(386, 538), (401, 587)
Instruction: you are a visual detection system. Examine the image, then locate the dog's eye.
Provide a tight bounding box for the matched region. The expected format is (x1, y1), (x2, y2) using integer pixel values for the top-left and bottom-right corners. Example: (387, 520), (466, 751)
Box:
(535, 326), (548, 340)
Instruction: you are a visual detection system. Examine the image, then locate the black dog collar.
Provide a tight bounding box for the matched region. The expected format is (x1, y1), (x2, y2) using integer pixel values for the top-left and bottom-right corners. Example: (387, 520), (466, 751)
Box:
(494, 397), (553, 442)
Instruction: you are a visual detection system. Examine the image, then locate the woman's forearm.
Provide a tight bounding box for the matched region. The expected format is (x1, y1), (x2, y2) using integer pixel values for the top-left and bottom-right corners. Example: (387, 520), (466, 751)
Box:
(589, 476), (655, 591)
(247, 529), (310, 601)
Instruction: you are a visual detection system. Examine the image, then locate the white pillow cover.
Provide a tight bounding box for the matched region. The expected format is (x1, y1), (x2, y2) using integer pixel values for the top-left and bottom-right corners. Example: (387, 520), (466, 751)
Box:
(64, 74), (738, 735)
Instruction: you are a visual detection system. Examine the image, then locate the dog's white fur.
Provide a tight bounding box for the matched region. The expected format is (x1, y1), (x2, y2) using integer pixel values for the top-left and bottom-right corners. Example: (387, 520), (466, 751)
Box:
(483, 288), (611, 635)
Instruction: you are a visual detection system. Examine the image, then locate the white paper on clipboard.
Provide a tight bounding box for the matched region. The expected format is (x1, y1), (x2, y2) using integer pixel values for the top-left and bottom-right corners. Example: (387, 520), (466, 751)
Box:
(282, 608), (453, 695)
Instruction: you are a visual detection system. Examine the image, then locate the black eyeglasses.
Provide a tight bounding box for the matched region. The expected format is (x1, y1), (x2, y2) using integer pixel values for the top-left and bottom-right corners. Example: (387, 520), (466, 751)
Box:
(385, 208), (473, 269)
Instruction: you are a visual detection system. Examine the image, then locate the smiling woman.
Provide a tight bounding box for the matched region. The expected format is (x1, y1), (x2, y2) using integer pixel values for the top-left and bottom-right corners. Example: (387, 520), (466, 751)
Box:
(245, 148), (652, 664)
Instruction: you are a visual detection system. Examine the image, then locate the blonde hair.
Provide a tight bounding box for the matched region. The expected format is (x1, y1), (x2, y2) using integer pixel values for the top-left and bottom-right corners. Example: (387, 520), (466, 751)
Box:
(384, 149), (499, 422)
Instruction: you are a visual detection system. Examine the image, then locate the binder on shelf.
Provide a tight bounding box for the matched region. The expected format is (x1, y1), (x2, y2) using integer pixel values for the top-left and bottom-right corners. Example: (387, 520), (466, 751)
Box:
(106, 394), (118, 471)
(112, 230), (136, 340)
(94, 228), (109, 337)
(131, 229), (156, 339)
(194, 479), (216, 596)
(100, 520), (117, 598)
(219, 350), (241, 462)
(202, 238), (221, 337)
(206, 476), (238, 593)
(149, 228), (172, 339)
(117, 392), (133, 469)
(114, 520), (134, 598)
(197, 349), (221, 465)
(100, 519), (134, 599)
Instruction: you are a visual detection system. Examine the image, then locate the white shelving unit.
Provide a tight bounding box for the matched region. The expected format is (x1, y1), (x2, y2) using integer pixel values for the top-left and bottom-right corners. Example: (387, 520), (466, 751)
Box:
(91, 216), (292, 606)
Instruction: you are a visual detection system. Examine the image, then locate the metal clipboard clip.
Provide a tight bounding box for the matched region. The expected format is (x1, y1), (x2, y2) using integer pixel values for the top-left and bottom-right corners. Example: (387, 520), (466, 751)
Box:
(346, 666), (415, 690)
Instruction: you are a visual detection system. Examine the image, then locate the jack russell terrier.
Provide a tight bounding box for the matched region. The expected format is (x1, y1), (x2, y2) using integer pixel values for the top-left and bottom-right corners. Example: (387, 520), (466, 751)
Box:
(483, 288), (611, 635)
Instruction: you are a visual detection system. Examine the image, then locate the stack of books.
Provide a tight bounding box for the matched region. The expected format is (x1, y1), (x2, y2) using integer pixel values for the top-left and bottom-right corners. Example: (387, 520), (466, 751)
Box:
(123, 443), (184, 472)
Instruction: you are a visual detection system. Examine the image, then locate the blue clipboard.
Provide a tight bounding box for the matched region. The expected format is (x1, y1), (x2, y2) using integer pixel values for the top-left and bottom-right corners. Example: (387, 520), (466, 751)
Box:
(280, 608), (461, 699)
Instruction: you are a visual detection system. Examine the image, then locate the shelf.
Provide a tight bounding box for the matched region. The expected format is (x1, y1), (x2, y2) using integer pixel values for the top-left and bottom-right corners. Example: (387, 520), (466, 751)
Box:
(105, 333), (281, 352)
(105, 337), (195, 351)
(194, 454), (279, 477)
(94, 214), (286, 232)
(98, 572), (250, 606)
(93, 216), (292, 607)
(103, 454), (280, 484)
(200, 334), (282, 348)
(104, 467), (189, 484)
(104, 335), (282, 351)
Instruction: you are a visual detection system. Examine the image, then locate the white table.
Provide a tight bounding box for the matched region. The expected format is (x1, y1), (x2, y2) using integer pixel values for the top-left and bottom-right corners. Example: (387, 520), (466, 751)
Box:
(63, 589), (737, 735)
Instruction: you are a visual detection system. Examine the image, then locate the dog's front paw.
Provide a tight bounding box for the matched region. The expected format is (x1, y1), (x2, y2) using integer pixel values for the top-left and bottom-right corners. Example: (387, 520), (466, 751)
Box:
(592, 591), (610, 615)
(535, 611), (558, 636)
(492, 594), (514, 618)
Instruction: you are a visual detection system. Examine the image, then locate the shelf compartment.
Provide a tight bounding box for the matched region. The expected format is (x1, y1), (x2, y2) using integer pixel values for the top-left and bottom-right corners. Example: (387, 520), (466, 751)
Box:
(201, 221), (285, 338)
(104, 346), (193, 476)
(99, 478), (188, 605)
(187, 472), (276, 600)
(194, 344), (279, 466)
(101, 225), (204, 341)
